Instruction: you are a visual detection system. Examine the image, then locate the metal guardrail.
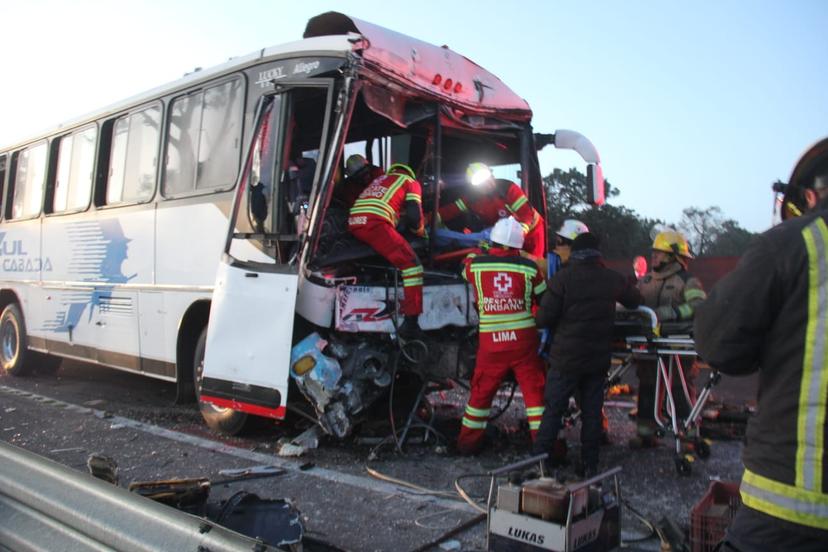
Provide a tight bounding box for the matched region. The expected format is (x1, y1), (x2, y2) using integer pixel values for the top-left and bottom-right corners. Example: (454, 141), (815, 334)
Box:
(0, 440), (278, 551)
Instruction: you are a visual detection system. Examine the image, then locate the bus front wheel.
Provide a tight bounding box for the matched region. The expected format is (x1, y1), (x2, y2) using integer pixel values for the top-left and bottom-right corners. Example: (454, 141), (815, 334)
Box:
(0, 303), (33, 377)
(194, 327), (249, 435)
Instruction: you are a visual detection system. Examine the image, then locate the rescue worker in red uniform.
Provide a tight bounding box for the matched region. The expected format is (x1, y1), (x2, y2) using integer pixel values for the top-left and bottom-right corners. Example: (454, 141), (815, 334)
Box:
(695, 148), (828, 551)
(457, 216), (548, 455)
(439, 163), (546, 258)
(348, 163), (425, 337)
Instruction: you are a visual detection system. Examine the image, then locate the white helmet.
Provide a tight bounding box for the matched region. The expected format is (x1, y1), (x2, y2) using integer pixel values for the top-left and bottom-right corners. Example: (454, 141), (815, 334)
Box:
(556, 219), (589, 242)
(491, 216), (525, 249)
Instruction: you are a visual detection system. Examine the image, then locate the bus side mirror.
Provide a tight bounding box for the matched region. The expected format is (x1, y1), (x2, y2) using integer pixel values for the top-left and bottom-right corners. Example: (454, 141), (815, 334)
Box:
(587, 164), (605, 206)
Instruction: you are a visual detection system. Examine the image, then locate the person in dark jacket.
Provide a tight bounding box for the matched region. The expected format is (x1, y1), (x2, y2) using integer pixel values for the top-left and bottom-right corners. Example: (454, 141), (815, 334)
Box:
(695, 146), (828, 551)
(532, 233), (642, 476)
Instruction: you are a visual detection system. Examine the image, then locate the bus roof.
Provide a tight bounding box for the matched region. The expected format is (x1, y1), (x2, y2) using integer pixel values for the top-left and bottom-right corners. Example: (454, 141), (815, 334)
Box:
(3, 13), (531, 150)
(305, 12), (532, 121)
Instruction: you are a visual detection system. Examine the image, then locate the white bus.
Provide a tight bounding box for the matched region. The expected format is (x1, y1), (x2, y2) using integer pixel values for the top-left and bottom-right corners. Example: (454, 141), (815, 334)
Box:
(0, 12), (603, 436)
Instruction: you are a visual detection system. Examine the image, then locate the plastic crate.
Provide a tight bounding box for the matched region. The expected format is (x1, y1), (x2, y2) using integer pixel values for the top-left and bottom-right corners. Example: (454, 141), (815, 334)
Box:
(690, 481), (741, 552)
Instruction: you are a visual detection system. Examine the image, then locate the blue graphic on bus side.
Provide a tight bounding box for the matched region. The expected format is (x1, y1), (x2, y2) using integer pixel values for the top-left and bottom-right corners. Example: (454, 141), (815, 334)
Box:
(42, 220), (136, 333)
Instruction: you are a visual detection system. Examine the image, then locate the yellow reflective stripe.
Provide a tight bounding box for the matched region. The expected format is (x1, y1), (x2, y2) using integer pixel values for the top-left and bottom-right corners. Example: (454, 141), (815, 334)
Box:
(405, 193), (421, 202)
(479, 311), (532, 323)
(465, 405), (490, 417)
(742, 468), (828, 530)
(684, 288), (707, 301)
(479, 319), (537, 332)
(403, 278), (423, 287)
(527, 211), (541, 231)
(529, 420), (542, 430)
(677, 303), (694, 319)
(524, 272), (532, 310)
(402, 266), (423, 276)
(455, 198), (468, 212)
(534, 281), (548, 295)
(525, 406), (545, 417)
(352, 198), (395, 214)
(381, 175), (407, 202)
(519, 222), (530, 233)
(474, 270), (484, 308)
(469, 264), (537, 277)
(462, 417), (487, 429)
(508, 195), (528, 212)
(797, 218), (828, 491)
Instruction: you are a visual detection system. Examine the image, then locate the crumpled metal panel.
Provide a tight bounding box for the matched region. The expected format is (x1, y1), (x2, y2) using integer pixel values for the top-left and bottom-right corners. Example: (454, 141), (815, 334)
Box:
(304, 12), (532, 121)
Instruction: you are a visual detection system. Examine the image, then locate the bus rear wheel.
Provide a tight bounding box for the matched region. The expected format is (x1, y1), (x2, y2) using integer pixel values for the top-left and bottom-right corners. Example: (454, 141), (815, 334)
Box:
(194, 327), (249, 435)
(0, 303), (33, 377)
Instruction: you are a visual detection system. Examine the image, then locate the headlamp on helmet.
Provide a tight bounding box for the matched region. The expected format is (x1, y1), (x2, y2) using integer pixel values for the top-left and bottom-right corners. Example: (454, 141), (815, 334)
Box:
(466, 162), (493, 187)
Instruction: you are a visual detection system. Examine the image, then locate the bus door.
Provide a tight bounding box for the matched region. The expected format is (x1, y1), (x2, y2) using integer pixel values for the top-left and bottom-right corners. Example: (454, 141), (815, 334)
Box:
(200, 82), (335, 418)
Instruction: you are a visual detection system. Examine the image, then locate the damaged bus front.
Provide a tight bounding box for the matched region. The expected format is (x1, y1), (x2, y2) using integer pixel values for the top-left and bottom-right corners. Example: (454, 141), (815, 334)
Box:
(199, 12), (604, 437)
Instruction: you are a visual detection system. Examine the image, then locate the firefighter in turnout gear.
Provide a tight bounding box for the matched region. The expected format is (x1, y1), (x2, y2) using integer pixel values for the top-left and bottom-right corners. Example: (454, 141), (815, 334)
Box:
(348, 163), (425, 337)
(695, 145), (828, 551)
(632, 230), (707, 448)
(457, 216), (548, 455)
(439, 163), (546, 258)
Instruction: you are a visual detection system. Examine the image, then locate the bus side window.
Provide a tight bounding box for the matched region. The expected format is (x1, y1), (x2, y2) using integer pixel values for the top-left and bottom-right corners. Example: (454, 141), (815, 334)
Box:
(49, 125), (97, 214)
(7, 141), (48, 220)
(101, 105), (161, 206)
(163, 77), (244, 198)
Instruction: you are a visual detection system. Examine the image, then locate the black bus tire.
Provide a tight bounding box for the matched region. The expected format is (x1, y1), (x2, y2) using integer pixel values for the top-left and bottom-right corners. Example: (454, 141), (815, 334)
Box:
(194, 327), (248, 435)
(0, 303), (33, 377)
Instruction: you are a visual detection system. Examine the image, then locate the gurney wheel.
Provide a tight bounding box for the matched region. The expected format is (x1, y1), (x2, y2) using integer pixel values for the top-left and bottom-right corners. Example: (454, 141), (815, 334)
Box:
(675, 456), (692, 476)
(695, 439), (711, 459)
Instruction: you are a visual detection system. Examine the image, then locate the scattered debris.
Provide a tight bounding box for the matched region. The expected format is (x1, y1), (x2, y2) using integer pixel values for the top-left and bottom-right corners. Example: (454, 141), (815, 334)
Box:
(87, 453), (118, 485)
(291, 426), (321, 450)
(438, 539), (461, 551)
(93, 410), (113, 419)
(299, 462), (315, 471)
(4, 407), (16, 413)
(216, 465), (285, 484)
(83, 399), (106, 406)
(275, 437), (306, 457)
(208, 491), (303, 549)
(50, 447), (84, 454)
(129, 478), (210, 515)
(110, 423), (126, 430)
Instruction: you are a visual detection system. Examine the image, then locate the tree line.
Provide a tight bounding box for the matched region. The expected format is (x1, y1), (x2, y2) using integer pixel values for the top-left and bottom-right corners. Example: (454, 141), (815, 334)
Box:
(544, 168), (756, 260)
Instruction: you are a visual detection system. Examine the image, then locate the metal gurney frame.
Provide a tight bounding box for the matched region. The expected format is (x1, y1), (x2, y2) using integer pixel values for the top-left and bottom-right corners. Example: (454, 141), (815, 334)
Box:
(610, 306), (720, 475)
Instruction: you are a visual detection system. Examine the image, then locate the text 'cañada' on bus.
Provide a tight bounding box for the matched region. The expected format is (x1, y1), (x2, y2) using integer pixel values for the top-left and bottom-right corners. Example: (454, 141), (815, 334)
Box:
(0, 12), (604, 437)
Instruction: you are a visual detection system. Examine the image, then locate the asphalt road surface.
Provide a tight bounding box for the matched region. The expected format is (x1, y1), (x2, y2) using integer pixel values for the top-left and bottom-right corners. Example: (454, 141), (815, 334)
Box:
(0, 357), (755, 551)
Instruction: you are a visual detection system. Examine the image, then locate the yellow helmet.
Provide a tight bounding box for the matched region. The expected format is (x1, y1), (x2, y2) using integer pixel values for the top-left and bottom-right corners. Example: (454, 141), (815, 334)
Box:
(652, 231), (693, 259)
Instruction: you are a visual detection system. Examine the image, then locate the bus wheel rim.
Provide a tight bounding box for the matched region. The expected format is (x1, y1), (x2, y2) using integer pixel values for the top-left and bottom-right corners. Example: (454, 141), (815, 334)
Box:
(1, 319), (18, 364)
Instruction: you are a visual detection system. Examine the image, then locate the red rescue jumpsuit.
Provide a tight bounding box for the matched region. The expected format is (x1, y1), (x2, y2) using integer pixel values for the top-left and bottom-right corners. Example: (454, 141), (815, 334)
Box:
(348, 171), (425, 316)
(439, 179), (546, 258)
(457, 247), (547, 454)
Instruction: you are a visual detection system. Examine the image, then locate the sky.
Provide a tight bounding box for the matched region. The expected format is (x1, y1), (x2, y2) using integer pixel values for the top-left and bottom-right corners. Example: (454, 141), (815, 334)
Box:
(0, 0), (825, 232)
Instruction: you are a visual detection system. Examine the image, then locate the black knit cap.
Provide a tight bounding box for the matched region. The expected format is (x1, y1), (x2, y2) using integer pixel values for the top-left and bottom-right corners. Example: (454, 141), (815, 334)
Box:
(571, 232), (601, 252)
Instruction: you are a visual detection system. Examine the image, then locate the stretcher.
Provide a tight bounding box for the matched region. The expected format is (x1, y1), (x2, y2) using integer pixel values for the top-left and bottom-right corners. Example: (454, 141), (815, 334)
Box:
(612, 306), (720, 475)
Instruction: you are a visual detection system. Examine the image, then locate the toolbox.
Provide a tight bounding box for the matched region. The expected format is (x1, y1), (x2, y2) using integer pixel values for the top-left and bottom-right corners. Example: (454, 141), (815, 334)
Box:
(486, 456), (621, 551)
